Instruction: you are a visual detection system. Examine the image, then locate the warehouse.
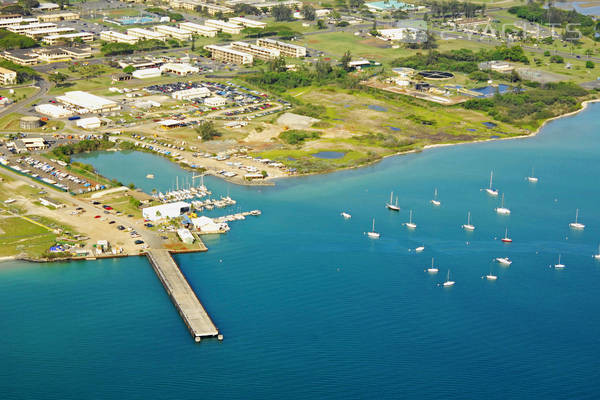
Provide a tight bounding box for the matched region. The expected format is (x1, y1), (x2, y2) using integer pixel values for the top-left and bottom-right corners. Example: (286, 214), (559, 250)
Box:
(178, 22), (217, 37)
(160, 63), (199, 76)
(204, 96), (226, 107)
(56, 91), (120, 114)
(132, 68), (162, 79)
(76, 117), (102, 130)
(142, 201), (190, 221)
(172, 86), (211, 100)
(35, 103), (73, 118)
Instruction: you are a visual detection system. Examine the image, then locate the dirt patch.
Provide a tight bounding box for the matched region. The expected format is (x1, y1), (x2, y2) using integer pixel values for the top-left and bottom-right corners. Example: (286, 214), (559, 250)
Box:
(243, 123), (281, 143)
(277, 112), (320, 130)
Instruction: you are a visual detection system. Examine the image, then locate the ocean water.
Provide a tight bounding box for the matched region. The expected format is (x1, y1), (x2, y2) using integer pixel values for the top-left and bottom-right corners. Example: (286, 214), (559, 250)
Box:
(3, 104), (600, 399)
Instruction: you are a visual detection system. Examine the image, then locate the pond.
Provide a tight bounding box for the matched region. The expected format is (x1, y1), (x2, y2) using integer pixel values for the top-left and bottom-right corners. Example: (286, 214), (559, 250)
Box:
(471, 84), (511, 97)
(367, 105), (388, 112)
(311, 151), (346, 159)
(482, 122), (498, 129)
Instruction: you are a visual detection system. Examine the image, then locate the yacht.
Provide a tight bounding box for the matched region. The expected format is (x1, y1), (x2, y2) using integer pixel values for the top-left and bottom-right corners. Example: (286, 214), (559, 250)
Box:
(495, 193), (511, 215)
(486, 271), (498, 280)
(501, 228), (512, 243)
(569, 208), (585, 230)
(415, 246), (425, 252)
(146, 174), (154, 179)
(594, 245), (600, 260)
(427, 258), (439, 274)
(527, 167), (538, 183)
(555, 254), (565, 269)
(404, 210), (416, 229)
(430, 188), (441, 206)
(386, 191), (400, 211)
(483, 171), (499, 196)
(462, 211), (475, 231)
(495, 257), (512, 266)
(367, 218), (380, 239)
(443, 270), (455, 287)
(341, 212), (351, 219)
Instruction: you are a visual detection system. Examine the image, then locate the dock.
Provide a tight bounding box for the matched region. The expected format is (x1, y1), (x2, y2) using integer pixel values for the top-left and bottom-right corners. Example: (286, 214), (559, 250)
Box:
(146, 249), (219, 342)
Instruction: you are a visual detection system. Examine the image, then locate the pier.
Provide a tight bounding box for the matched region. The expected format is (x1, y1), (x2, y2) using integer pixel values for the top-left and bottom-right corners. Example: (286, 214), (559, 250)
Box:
(146, 249), (219, 342)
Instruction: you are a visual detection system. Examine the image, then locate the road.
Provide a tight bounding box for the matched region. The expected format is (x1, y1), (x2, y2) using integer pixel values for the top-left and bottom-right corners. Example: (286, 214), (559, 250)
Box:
(0, 78), (51, 119)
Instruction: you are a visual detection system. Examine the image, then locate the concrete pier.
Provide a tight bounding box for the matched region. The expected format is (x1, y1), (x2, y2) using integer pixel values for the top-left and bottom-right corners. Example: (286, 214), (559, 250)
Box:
(146, 249), (218, 341)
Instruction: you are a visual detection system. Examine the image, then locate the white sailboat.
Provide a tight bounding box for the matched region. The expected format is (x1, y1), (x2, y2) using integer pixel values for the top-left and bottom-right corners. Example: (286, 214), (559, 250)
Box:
(495, 193), (511, 215)
(501, 227), (512, 243)
(404, 210), (416, 229)
(484, 171), (499, 196)
(527, 167), (538, 183)
(495, 257), (512, 266)
(415, 245), (425, 252)
(427, 258), (439, 274)
(443, 270), (455, 286)
(462, 211), (475, 231)
(486, 270), (498, 280)
(554, 254), (565, 269)
(594, 245), (600, 260)
(386, 191), (400, 211)
(569, 208), (585, 230)
(341, 212), (351, 219)
(430, 188), (441, 206)
(367, 218), (380, 239)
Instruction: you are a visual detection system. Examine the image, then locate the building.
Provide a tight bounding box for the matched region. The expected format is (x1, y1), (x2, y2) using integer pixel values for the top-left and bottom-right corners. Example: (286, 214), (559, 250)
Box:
(365, 0), (417, 12)
(169, 0), (233, 15)
(204, 96), (226, 107)
(37, 3), (60, 11)
(100, 30), (139, 45)
(256, 38), (306, 58)
(25, 26), (75, 40)
(230, 41), (279, 60)
(0, 16), (38, 29)
(19, 116), (42, 129)
(42, 32), (94, 45)
(21, 137), (47, 150)
(127, 28), (166, 41)
(132, 68), (162, 79)
(229, 17), (266, 29)
(205, 44), (253, 64)
(479, 60), (513, 73)
(56, 91), (120, 114)
(191, 216), (227, 233)
(39, 197), (63, 208)
(378, 27), (426, 42)
(1, 45), (91, 65)
(171, 86), (211, 100)
(76, 117), (102, 129)
(153, 25), (192, 41)
(36, 47), (76, 63)
(37, 12), (80, 22)
(160, 63), (199, 75)
(177, 228), (195, 244)
(0, 67), (17, 85)
(35, 103), (73, 118)
(7, 22), (57, 34)
(142, 201), (190, 221)
(204, 19), (243, 35)
(178, 22), (217, 37)
(226, 0), (301, 11)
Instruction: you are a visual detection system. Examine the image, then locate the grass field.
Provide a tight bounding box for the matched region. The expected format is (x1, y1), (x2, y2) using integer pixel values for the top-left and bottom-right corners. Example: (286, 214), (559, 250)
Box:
(0, 215), (56, 257)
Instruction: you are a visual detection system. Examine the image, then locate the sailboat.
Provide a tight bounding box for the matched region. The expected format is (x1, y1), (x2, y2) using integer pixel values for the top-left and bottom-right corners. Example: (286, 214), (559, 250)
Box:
(486, 266), (498, 280)
(569, 208), (585, 230)
(594, 245), (600, 260)
(430, 188), (441, 206)
(427, 258), (439, 273)
(367, 218), (380, 239)
(341, 212), (351, 219)
(415, 245), (425, 252)
(443, 270), (455, 286)
(495, 193), (511, 215)
(527, 167), (538, 183)
(495, 257), (512, 266)
(501, 227), (512, 243)
(462, 211), (475, 231)
(483, 171), (499, 196)
(386, 191), (400, 211)
(404, 210), (416, 229)
(554, 254), (565, 269)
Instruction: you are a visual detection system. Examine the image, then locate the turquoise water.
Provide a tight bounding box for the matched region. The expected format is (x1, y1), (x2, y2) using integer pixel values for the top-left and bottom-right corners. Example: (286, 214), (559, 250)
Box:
(4, 104), (600, 398)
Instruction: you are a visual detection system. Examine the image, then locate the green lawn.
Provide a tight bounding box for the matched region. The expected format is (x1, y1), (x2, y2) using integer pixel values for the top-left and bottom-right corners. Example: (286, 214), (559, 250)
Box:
(0, 215), (56, 257)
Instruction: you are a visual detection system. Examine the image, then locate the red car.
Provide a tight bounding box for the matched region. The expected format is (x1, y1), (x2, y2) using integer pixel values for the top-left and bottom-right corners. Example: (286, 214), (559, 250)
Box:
(94, 215), (101, 219)
(103, 205), (113, 210)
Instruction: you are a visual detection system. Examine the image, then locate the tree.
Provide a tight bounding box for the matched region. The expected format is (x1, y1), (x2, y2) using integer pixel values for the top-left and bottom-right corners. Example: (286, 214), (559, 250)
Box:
(340, 50), (352, 71)
(349, 0), (364, 7)
(123, 65), (135, 74)
(268, 55), (287, 72)
(195, 121), (222, 141)
(317, 19), (327, 29)
(315, 58), (333, 77)
(272, 4), (293, 21)
(48, 71), (68, 86)
(302, 4), (316, 20)
(586, 60), (595, 68)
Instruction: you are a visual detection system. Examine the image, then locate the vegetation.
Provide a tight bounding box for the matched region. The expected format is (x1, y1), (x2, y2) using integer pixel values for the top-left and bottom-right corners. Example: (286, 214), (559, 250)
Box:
(0, 29), (37, 51)
(302, 5), (316, 21)
(145, 7), (184, 21)
(463, 82), (589, 127)
(50, 138), (115, 163)
(195, 121), (223, 141)
(425, 0), (486, 19)
(101, 39), (170, 56)
(233, 3), (261, 15)
(272, 4), (293, 21)
(0, 60), (38, 83)
(279, 130), (320, 145)
(508, 4), (595, 37)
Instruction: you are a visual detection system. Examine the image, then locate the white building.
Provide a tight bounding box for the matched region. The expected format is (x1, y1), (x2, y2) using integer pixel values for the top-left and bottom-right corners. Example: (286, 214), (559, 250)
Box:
(178, 22), (218, 37)
(25, 27), (74, 39)
(229, 17), (266, 29)
(0, 67), (17, 85)
(204, 19), (243, 35)
(35, 104), (73, 118)
(127, 28), (166, 41)
(142, 201), (190, 221)
(191, 216), (227, 233)
(177, 228), (195, 244)
(231, 41), (279, 60)
(0, 16), (37, 29)
(204, 96), (226, 107)
(76, 117), (101, 129)
(7, 22), (56, 34)
(42, 32), (94, 45)
(378, 27), (426, 42)
(160, 63), (199, 75)
(100, 30), (139, 45)
(205, 44), (253, 64)
(153, 25), (192, 41)
(132, 68), (162, 79)
(56, 91), (120, 114)
(172, 86), (211, 100)
(256, 38), (306, 58)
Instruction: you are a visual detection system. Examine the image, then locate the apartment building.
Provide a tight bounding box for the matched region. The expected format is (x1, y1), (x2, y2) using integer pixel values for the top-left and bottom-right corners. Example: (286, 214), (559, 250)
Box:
(178, 22), (217, 37)
(25, 27), (75, 40)
(37, 12), (80, 22)
(0, 67), (17, 85)
(100, 30), (139, 45)
(205, 44), (253, 64)
(42, 32), (94, 45)
(7, 22), (57, 34)
(153, 25), (192, 41)
(257, 38), (306, 58)
(127, 28), (167, 41)
(204, 19), (243, 35)
(0, 16), (37, 29)
(230, 41), (279, 60)
(229, 17), (266, 29)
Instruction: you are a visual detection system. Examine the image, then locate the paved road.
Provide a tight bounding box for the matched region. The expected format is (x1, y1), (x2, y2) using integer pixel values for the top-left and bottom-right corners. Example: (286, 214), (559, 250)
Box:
(0, 78), (51, 119)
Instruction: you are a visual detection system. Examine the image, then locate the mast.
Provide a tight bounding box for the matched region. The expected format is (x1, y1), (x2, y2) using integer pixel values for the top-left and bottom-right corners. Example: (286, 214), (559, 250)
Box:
(489, 171), (493, 189)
